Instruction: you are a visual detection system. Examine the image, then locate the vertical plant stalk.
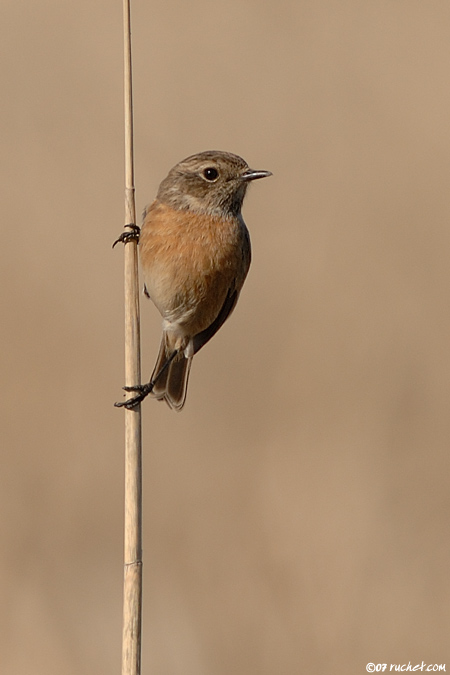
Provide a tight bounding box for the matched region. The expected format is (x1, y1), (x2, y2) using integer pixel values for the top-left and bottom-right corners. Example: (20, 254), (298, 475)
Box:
(121, 2), (142, 675)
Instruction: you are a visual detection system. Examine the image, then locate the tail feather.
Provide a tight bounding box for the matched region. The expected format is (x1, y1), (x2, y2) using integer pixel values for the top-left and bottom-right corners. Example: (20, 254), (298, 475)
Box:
(151, 337), (192, 411)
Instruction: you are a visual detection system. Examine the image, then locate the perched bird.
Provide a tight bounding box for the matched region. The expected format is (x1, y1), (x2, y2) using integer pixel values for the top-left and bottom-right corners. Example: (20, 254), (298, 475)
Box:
(116, 150), (271, 411)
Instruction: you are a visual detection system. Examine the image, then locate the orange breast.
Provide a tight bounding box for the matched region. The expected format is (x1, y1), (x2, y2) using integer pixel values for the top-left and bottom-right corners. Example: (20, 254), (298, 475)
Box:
(139, 200), (250, 335)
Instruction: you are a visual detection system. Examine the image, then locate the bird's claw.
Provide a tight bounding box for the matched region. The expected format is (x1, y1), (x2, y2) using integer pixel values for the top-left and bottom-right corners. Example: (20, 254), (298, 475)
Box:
(112, 224), (141, 248)
(114, 382), (153, 409)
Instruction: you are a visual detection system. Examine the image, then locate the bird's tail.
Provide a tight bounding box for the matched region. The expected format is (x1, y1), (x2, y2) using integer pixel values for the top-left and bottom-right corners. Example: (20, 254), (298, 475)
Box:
(150, 336), (192, 411)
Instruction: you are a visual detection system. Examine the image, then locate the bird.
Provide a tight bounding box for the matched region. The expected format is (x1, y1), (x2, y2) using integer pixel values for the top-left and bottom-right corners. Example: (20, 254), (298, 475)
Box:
(115, 150), (271, 411)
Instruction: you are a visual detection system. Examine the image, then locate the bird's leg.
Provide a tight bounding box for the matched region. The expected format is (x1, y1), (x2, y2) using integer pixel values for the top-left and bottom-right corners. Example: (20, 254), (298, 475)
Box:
(114, 350), (179, 409)
(112, 223), (141, 248)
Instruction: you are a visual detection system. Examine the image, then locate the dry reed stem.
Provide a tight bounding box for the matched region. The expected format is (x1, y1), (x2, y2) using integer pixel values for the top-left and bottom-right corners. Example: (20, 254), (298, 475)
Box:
(121, 1), (143, 674)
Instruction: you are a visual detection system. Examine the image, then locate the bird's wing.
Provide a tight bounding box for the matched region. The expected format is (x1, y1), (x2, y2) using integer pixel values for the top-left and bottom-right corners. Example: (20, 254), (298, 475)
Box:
(191, 287), (239, 355)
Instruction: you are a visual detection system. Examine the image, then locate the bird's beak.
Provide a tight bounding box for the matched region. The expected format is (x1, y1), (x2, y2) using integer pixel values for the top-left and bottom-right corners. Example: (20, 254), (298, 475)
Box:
(241, 168), (273, 182)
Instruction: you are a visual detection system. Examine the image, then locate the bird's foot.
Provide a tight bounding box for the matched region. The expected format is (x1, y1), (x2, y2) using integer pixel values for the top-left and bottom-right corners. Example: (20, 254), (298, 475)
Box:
(114, 382), (153, 409)
(112, 223), (141, 248)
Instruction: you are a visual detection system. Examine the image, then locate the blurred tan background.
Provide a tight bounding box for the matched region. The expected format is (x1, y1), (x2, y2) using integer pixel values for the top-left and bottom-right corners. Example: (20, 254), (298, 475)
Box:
(2, 1), (450, 673)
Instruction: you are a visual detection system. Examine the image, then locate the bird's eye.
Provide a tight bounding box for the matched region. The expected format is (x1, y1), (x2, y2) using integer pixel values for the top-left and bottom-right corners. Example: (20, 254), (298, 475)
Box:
(202, 167), (219, 182)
